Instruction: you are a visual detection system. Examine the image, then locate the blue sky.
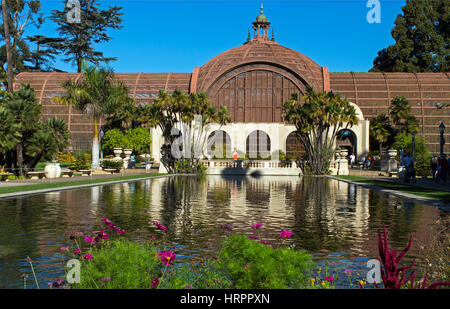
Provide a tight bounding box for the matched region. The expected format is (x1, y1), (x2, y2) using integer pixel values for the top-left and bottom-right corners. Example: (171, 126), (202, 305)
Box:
(29, 0), (407, 73)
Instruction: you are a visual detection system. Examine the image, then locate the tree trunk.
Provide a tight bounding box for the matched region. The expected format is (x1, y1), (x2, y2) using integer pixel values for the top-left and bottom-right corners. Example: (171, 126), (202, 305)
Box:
(91, 117), (100, 169)
(16, 143), (23, 176)
(1, 0), (14, 92)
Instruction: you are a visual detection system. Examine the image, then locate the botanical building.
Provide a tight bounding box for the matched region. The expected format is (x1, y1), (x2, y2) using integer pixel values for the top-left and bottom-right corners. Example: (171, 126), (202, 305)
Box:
(14, 5), (450, 162)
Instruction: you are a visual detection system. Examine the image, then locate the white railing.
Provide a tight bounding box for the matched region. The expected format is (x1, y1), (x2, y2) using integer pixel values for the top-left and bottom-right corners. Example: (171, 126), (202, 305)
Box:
(200, 160), (298, 169)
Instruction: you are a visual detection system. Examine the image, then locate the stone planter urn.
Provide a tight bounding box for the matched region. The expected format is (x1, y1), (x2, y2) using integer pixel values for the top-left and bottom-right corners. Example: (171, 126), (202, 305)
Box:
(44, 162), (61, 179)
(123, 148), (132, 168)
(388, 149), (397, 159)
(113, 148), (123, 160)
(335, 150), (342, 161)
(387, 149), (398, 173)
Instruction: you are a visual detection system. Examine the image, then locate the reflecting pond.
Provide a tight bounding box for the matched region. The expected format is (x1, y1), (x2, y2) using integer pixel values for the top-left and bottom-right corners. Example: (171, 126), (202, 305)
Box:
(0, 175), (447, 288)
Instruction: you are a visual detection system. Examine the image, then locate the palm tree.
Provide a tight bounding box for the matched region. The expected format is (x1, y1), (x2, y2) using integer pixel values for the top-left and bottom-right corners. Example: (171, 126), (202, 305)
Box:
(370, 114), (393, 154)
(283, 86), (359, 175)
(54, 61), (132, 169)
(389, 96), (419, 134)
(6, 84), (41, 175)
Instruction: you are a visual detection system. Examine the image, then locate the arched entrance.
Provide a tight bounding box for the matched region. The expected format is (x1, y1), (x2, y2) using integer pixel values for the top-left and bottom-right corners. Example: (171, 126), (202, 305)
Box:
(207, 130), (232, 159)
(285, 131), (305, 160)
(246, 130), (271, 159)
(336, 129), (357, 157)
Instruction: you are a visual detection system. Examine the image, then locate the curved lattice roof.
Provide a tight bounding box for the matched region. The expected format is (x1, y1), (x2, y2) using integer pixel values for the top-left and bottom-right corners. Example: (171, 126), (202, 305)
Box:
(195, 40), (325, 94)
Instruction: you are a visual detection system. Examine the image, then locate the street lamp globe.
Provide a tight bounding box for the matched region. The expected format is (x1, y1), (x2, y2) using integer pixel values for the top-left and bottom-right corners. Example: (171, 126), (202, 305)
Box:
(439, 122), (445, 134)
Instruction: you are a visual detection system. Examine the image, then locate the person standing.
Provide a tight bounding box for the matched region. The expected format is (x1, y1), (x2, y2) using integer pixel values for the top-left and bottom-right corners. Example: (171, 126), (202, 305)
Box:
(349, 153), (355, 168)
(130, 154), (136, 169)
(438, 155), (449, 184)
(430, 155), (438, 180)
(145, 155), (151, 173)
(233, 148), (238, 161)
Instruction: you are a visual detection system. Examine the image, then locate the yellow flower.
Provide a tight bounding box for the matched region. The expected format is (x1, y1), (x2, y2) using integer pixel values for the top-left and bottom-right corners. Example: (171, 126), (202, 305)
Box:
(311, 278), (315, 285)
(358, 280), (366, 286)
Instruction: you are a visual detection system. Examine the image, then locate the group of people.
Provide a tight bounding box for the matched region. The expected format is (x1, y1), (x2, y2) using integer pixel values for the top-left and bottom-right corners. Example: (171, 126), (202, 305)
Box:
(430, 154), (449, 184)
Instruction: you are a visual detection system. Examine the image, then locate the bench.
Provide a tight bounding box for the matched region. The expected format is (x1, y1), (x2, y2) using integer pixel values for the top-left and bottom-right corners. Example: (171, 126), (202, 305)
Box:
(79, 169), (92, 176)
(0, 173), (14, 181)
(61, 170), (74, 177)
(103, 168), (120, 174)
(26, 171), (46, 179)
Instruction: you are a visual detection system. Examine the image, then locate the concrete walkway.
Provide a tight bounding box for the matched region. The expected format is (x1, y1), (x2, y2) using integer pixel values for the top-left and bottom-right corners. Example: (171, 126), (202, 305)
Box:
(348, 167), (450, 192)
(0, 168), (157, 188)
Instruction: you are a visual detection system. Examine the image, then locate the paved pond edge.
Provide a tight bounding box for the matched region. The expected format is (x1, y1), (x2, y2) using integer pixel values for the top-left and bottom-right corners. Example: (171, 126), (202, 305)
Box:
(327, 175), (450, 211)
(0, 174), (185, 199)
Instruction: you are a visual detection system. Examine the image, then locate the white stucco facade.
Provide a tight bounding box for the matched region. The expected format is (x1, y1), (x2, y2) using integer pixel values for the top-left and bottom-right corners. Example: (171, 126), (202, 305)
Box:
(149, 102), (370, 164)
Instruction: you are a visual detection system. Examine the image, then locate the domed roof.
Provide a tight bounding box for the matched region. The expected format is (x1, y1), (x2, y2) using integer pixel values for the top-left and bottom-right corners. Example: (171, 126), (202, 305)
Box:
(256, 13), (268, 22)
(196, 40), (324, 93)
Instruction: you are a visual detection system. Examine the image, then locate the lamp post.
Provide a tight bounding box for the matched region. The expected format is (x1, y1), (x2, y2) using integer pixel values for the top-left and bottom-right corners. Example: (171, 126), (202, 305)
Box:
(439, 122), (445, 158)
(411, 132), (415, 164)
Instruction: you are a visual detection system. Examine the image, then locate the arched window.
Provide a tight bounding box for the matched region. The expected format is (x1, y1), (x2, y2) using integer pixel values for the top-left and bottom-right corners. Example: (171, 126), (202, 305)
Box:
(285, 131), (305, 160)
(336, 129), (357, 157)
(246, 130), (271, 159)
(207, 130), (232, 159)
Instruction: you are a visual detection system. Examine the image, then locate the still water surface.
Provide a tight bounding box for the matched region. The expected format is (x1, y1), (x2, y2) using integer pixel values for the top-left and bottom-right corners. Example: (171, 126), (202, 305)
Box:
(0, 175), (447, 288)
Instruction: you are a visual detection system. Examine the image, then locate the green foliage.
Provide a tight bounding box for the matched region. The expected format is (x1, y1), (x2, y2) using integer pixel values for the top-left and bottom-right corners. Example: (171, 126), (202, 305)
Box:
(124, 127), (152, 154)
(101, 159), (123, 170)
(68, 160), (91, 171)
(138, 90), (230, 173)
(389, 97), (419, 134)
(102, 128), (126, 154)
(50, 0), (124, 72)
(370, 114), (395, 152)
(217, 234), (313, 289)
(371, 0), (449, 72)
(71, 239), (230, 289)
(392, 132), (431, 175)
(0, 84), (70, 174)
(0, 0), (45, 80)
(283, 86), (359, 175)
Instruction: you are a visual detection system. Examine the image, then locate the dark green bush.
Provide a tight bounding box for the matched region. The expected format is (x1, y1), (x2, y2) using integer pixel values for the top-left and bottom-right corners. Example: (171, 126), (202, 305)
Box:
(101, 159), (123, 170)
(217, 234), (313, 289)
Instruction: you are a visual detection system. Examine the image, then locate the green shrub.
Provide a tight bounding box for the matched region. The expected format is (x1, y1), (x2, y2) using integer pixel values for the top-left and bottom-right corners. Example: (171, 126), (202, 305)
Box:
(71, 239), (230, 289)
(101, 160), (123, 170)
(217, 234), (313, 289)
(103, 129), (127, 154)
(68, 159), (91, 171)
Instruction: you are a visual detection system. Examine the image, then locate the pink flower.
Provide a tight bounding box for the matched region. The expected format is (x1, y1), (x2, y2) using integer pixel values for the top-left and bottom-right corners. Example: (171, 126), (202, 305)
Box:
(116, 229), (126, 235)
(98, 230), (109, 240)
(251, 223), (262, 229)
(60, 247), (69, 252)
(102, 217), (113, 225)
(101, 277), (111, 282)
(153, 221), (167, 231)
(151, 277), (159, 289)
(259, 240), (270, 245)
(280, 229), (293, 239)
(82, 254), (93, 260)
(85, 235), (95, 243)
(324, 276), (334, 283)
(248, 235), (258, 240)
(73, 248), (82, 255)
(157, 251), (176, 266)
(344, 269), (352, 276)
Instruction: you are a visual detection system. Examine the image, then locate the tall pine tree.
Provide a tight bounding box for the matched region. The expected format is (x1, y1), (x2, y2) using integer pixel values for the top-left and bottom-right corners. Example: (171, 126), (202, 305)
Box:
(50, 0), (123, 72)
(371, 0), (449, 72)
